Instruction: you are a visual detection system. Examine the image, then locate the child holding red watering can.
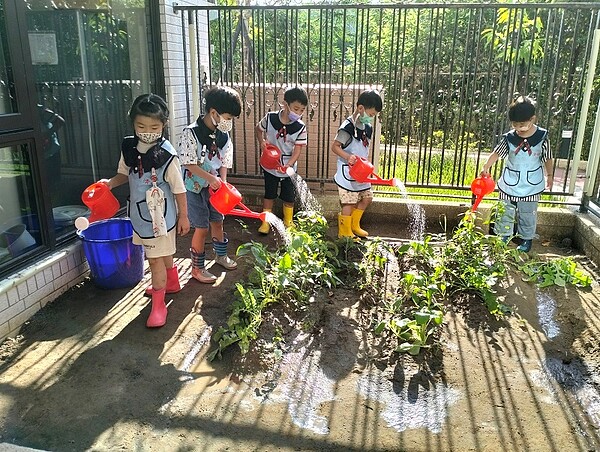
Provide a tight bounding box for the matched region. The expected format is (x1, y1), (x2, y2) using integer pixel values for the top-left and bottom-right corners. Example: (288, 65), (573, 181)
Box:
(332, 90), (383, 238)
(100, 94), (190, 328)
(178, 86), (242, 284)
(255, 86), (308, 234)
(480, 96), (554, 252)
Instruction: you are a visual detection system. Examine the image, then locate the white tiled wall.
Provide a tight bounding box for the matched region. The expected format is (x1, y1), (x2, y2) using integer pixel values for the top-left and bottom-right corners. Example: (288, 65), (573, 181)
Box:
(0, 244), (89, 341)
(161, 0), (211, 147)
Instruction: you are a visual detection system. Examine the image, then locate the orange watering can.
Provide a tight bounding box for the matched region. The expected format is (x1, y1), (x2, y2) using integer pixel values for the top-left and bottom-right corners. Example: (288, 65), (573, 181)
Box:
(470, 175), (496, 211)
(349, 157), (396, 186)
(210, 181), (267, 221)
(82, 182), (120, 223)
(260, 143), (285, 173)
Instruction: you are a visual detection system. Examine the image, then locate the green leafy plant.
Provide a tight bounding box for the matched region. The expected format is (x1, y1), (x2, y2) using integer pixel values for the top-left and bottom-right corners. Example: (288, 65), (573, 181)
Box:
(518, 256), (592, 288)
(364, 210), (513, 356)
(393, 308), (444, 356)
(209, 211), (343, 360)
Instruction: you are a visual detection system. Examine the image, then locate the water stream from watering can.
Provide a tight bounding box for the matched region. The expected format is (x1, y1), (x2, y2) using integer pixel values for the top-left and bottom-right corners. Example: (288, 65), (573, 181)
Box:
(392, 178), (426, 241)
(288, 170), (427, 241)
(287, 169), (322, 213)
(264, 212), (291, 246)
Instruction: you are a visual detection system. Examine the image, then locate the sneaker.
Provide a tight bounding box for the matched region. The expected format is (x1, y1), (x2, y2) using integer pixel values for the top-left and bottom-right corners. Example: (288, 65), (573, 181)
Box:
(191, 267), (217, 284)
(215, 255), (238, 270)
(517, 239), (533, 252)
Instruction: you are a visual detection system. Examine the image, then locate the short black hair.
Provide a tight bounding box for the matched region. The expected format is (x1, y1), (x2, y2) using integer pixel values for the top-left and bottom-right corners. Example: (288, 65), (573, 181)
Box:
(508, 96), (536, 122)
(284, 86), (308, 106)
(129, 93), (169, 123)
(357, 90), (383, 112)
(204, 86), (242, 117)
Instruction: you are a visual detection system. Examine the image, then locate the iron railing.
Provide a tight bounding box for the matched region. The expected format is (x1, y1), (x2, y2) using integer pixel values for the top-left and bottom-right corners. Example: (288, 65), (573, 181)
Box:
(174, 3), (600, 211)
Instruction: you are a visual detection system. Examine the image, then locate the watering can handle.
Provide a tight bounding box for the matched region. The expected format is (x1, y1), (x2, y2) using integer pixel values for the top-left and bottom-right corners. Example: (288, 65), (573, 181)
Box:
(209, 181), (226, 196)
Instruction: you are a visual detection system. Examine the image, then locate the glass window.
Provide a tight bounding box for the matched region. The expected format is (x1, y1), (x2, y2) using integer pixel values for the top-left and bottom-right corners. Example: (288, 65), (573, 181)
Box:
(24, 1), (154, 238)
(0, 0), (18, 115)
(0, 143), (41, 265)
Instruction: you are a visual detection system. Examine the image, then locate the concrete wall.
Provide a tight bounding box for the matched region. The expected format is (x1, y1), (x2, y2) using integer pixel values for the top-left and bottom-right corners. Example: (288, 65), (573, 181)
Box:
(573, 213), (600, 266)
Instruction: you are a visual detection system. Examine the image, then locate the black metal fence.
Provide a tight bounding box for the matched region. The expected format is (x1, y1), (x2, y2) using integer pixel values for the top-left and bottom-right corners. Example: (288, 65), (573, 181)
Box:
(175, 3), (600, 212)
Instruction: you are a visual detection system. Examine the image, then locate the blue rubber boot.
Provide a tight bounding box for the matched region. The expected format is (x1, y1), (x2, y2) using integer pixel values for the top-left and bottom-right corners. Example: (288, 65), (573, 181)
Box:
(517, 239), (533, 252)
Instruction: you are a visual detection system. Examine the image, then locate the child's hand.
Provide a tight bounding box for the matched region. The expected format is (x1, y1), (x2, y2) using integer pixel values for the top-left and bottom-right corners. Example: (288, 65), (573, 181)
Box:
(480, 169), (490, 177)
(98, 178), (112, 189)
(347, 154), (357, 165)
(546, 174), (554, 191)
(208, 175), (221, 190)
(177, 216), (190, 236)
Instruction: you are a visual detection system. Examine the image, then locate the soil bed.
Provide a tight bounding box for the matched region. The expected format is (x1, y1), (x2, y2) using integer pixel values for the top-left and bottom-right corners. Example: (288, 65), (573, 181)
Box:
(0, 217), (599, 451)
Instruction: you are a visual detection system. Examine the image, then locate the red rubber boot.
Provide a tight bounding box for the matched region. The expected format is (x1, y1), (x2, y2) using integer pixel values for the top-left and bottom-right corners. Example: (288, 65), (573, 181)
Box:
(145, 266), (181, 296)
(146, 287), (167, 328)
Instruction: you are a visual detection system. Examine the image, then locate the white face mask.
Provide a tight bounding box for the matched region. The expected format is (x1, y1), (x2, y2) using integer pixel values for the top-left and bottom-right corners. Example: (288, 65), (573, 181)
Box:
(211, 112), (233, 133)
(217, 115), (233, 133)
(137, 132), (162, 144)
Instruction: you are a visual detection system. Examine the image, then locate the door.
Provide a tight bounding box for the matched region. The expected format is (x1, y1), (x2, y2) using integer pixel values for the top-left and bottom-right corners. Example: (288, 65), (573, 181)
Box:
(0, 0), (34, 132)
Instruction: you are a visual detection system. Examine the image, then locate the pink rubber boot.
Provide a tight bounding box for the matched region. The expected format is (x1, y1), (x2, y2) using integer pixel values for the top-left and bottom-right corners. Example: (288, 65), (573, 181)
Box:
(146, 287), (167, 328)
(145, 266), (181, 295)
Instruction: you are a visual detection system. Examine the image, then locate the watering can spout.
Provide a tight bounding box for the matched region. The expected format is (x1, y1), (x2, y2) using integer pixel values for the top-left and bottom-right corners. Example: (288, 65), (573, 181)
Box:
(470, 175), (496, 212)
(349, 157), (396, 186)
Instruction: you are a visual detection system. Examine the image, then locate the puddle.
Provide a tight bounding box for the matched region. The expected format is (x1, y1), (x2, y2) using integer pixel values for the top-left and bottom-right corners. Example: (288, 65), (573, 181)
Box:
(531, 356), (600, 428)
(258, 340), (335, 435)
(357, 368), (460, 433)
(536, 291), (560, 339)
(180, 326), (213, 374)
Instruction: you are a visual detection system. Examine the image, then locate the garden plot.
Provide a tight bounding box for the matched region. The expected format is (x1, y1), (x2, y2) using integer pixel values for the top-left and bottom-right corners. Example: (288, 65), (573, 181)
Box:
(0, 215), (598, 452)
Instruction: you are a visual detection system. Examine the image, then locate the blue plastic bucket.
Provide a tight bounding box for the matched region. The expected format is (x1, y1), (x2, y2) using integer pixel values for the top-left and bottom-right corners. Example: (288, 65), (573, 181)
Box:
(77, 218), (144, 289)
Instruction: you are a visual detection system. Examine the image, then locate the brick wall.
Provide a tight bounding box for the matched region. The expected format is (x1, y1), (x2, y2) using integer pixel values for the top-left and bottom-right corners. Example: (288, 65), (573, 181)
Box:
(228, 83), (383, 182)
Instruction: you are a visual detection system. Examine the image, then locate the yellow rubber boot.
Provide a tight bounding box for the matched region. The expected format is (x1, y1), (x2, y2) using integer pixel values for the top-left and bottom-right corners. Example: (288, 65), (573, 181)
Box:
(258, 209), (271, 234)
(351, 209), (369, 237)
(283, 205), (294, 228)
(338, 214), (355, 238)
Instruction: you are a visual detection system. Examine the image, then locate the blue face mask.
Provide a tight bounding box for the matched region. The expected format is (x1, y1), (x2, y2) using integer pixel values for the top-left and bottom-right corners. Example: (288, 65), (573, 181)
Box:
(288, 111), (301, 122)
(359, 112), (373, 125)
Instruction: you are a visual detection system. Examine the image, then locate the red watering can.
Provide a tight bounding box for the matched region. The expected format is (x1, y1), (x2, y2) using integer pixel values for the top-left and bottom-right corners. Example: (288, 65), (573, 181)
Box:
(82, 182), (120, 223)
(260, 143), (285, 173)
(470, 175), (496, 211)
(210, 181), (267, 221)
(349, 157), (396, 186)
